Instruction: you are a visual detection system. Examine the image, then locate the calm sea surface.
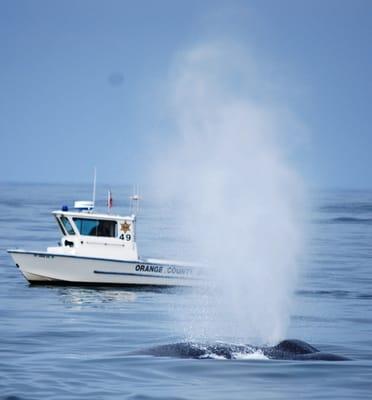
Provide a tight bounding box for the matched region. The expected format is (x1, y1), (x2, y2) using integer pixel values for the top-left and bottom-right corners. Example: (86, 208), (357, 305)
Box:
(1, 183), (372, 399)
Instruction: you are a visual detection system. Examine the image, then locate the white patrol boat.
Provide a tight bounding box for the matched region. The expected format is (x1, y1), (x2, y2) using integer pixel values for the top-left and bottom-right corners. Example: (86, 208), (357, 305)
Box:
(7, 196), (202, 287)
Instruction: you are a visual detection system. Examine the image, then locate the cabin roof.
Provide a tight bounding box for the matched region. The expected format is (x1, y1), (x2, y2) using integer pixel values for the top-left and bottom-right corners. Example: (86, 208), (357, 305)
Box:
(52, 210), (135, 221)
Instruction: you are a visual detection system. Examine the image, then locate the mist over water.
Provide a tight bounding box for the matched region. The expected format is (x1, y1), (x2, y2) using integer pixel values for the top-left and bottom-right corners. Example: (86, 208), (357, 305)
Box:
(151, 42), (306, 345)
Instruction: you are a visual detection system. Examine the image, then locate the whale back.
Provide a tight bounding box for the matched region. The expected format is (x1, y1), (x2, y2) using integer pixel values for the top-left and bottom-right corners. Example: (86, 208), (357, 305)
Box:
(139, 342), (205, 358)
(273, 339), (319, 355)
(134, 339), (349, 361)
(140, 342), (251, 359)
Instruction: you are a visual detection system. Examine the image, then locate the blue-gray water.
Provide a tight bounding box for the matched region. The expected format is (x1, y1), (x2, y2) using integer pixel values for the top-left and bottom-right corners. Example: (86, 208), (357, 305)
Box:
(1, 183), (372, 399)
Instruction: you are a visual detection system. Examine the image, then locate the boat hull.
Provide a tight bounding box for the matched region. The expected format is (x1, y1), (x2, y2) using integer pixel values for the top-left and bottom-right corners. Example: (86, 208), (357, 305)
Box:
(7, 250), (202, 287)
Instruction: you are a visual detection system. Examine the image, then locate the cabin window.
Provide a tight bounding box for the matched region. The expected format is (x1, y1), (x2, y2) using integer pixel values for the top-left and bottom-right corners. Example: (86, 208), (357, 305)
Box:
(60, 216), (75, 235)
(55, 217), (67, 235)
(73, 218), (117, 238)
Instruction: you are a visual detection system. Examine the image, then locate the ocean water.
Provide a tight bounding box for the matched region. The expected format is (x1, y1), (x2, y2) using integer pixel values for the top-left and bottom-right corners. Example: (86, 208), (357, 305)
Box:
(0, 183), (372, 399)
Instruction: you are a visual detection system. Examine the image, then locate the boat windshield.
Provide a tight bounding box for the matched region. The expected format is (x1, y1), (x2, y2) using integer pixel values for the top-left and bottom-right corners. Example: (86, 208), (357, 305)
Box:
(73, 218), (117, 238)
(55, 217), (67, 235)
(60, 216), (75, 235)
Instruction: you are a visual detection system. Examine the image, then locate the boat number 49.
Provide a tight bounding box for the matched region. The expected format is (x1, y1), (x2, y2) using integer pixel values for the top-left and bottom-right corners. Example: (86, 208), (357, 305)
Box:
(119, 233), (131, 241)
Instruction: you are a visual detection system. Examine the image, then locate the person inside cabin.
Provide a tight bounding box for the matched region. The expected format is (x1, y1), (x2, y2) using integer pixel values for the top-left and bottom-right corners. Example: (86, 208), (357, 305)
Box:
(85, 219), (116, 237)
(90, 221), (114, 237)
(97, 221), (112, 237)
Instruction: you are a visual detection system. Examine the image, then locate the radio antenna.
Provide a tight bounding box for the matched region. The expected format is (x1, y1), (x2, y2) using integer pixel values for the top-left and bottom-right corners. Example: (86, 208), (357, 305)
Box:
(130, 184), (141, 216)
(92, 167), (97, 208)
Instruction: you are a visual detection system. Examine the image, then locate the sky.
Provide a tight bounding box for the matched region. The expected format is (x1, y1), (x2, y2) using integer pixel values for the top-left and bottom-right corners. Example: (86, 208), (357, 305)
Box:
(0, 0), (371, 188)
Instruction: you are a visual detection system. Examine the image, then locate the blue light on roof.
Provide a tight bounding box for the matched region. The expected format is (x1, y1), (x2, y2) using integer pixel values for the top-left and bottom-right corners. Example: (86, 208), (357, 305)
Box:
(62, 205), (69, 212)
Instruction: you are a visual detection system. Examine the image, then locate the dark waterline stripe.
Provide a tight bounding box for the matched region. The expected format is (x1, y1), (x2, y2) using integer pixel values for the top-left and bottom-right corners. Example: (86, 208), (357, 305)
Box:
(93, 269), (200, 280)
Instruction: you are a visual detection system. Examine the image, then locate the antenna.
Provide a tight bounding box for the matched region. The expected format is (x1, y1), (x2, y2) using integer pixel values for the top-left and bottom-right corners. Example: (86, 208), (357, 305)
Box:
(92, 167), (97, 207)
(130, 184), (141, 216)
(107, 188), (113, 213)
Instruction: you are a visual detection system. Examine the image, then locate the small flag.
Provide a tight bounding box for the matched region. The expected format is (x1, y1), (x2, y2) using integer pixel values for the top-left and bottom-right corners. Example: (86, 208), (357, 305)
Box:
(107, 189), (113, 210)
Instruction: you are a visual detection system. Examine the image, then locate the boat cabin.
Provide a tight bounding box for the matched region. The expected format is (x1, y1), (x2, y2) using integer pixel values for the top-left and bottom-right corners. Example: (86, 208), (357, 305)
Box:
(47, 201), (139, 261)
